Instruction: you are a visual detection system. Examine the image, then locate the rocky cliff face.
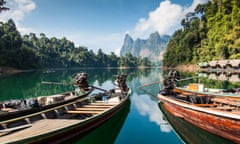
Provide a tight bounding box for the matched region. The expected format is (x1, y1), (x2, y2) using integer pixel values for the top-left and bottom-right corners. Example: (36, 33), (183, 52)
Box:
(120, 32), (170, 62)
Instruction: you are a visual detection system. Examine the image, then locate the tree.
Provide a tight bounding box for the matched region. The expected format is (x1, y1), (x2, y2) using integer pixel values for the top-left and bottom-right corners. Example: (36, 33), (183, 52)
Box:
(0, 0), (9, 13)
(0, 18), (153, 69)
(163, 1), (240, 67)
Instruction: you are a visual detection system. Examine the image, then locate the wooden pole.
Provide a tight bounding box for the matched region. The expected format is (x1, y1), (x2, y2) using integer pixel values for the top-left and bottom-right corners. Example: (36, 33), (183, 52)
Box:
(91, 85), (108, 92)
(138, 76), (200, 88)
(138, 81), (162, 88)
(176, 76), (200, 82)
(41, 81), (108, 92)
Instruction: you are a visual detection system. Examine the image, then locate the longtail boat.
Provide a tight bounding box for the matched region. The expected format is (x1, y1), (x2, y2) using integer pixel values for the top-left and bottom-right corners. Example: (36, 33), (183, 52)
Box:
(158, 70), (240, 143)
(158, 102), (234, 144)
(71, 95), (130, 144)
(0, 72), (93, 121)
(0, 89), (93, 121)
(0, 74), (130, 143)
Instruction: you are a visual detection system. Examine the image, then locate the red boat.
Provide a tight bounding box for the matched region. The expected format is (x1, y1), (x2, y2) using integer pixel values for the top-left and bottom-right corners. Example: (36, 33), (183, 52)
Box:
(158, 70), (240, 143)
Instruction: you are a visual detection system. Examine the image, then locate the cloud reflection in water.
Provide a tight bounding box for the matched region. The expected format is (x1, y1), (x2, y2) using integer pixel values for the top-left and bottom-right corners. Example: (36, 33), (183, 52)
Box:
(132, 93), (171, 133)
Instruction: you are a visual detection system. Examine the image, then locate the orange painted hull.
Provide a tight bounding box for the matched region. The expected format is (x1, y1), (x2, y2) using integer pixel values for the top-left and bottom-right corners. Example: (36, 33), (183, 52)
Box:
(158, 94), (240, 143)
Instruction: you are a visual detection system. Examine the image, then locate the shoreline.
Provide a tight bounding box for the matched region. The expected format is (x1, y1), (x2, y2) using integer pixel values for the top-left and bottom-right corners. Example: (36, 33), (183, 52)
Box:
(0, 67), (36, 76)
(175, 64), (199, 73)
(162, 64), (199, 73)
(0, 66), (161, 75)
(0, 65), (198, 75)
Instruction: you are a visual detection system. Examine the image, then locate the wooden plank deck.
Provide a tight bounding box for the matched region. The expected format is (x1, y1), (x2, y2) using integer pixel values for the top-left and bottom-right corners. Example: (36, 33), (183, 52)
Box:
(89, 103), (116, 106)
(83, 105), (113, 108)
(212, 97), (240, 106)
(67, 110), (102, 114)
(67, 104), (113, 114)
(75, 107), (107, 111)
(0, 119), (81, 143)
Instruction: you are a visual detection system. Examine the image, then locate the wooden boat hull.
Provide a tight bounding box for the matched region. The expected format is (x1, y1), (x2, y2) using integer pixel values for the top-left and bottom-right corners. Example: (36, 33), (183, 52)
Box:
(69, 100), (130, 144)
(0, 88), (131, 143)
(157, 94), (240, 143)
(28, 99), (130, 144)
(158, 102), (233, 144)
(0, 90), (92, 121)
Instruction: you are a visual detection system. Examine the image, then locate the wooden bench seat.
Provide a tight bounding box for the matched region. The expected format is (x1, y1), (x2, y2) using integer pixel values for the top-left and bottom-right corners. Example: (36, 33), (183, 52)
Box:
(211, 97), (240, 106)
(75, 107), (106, 111)
(66, 110), (101, 114)
(194, 104), (218, 107)
(215, 107), (236, 111)
(0, 124), (32, 133)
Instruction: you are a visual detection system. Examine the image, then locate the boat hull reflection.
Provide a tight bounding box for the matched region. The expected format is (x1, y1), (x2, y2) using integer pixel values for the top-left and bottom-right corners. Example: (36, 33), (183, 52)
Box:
(158, 102), (234, 144)
(73, 100), (130, 144)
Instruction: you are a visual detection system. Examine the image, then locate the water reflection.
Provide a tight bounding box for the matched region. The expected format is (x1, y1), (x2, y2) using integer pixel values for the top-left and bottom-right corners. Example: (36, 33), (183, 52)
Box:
(158, 102), (234, 144)
(0, 68), (184, 144)
(131, 68), (171, 132)
(198, 72), (240, 82)
(132, 93), (171, 133)
(162, 70), (240, 90)
(73, 100), (130, 144)
(0, 68), (141, 101)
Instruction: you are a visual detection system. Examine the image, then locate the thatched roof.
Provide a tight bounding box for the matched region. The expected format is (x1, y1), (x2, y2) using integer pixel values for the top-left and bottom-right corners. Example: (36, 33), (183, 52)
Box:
(229, 59), (240, 67)
(205, 59), (240, 68)
(217, 60), (229, 67)
(208, 60), (218, 67)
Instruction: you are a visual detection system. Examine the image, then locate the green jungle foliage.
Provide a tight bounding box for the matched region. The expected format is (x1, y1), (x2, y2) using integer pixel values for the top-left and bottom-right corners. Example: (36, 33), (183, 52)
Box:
(0, 19), (151, 69)
(163, 0), (240, 67)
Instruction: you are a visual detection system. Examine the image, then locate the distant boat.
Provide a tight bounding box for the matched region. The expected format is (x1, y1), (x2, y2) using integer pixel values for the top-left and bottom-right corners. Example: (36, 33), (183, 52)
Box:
(0, 75), (131, 143)
(42, 69), (55, 74)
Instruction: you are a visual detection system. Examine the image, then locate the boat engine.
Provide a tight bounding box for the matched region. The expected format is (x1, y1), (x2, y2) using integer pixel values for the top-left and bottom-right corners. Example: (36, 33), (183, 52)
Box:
(73, 72), (89, 90)
(116, 74), (128, 92)
(168, 70), (180, 82)
(160, 70), (180, 95)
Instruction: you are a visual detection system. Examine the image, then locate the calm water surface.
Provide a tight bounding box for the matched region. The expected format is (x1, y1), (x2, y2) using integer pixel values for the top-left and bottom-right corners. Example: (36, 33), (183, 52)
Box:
(0, 68), (234, 144)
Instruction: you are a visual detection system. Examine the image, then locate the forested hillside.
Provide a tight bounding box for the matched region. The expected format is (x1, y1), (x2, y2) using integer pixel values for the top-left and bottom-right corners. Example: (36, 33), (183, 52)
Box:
(163, 0), (240, 67)
(0, 19), (151, 69)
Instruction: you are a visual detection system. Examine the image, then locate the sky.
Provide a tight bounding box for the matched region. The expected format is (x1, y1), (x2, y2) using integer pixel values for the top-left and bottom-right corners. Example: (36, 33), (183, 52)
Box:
(0, 0), (208, 55)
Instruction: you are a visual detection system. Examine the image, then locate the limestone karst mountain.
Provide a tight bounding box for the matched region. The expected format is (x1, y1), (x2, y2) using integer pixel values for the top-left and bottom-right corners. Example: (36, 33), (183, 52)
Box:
(120, 32), (170, 62)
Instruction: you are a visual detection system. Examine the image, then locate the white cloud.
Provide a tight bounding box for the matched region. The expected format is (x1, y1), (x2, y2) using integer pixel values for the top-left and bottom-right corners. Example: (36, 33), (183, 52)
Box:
(0, 0), (123, 56)
(132, 93), (172, 133)
(0, 0), (209, 56)
(133, 0), (208, 38)
(0, 0), (36, 22)
(0, 0), (36, 32)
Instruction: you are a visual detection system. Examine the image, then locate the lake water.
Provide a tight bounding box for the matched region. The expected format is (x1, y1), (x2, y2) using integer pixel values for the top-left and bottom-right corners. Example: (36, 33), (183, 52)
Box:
(0, 68), (234, 144)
